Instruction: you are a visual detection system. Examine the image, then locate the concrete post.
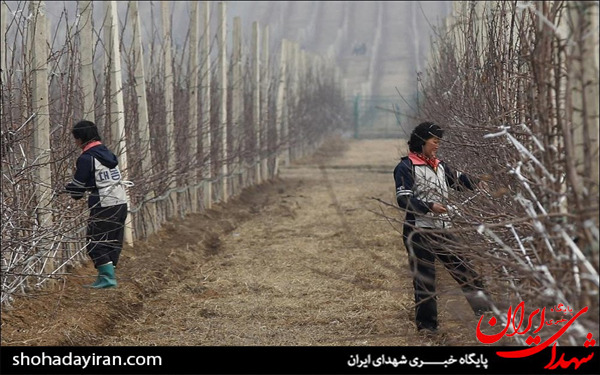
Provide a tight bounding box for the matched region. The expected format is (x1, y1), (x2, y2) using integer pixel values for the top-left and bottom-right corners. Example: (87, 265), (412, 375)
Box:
(287, 41), (299, 162)
(29, 0), (54, 277)
(252, 21), (261, 184)
(78, 0), (95, 123)
(188, 1), (200, 212)
(130, 0), (157, 236)
(261, 25), (270, 180)
(275, 39), (289, 171)
(217, 1), (228, 202)
(105, 1), (133, 245)
(161, 2), (177, 218)
(299, 48), (307, 158)
(0, 1), (6, 82)
(232, 17), (243, 193)
(201, 1), (212, 210)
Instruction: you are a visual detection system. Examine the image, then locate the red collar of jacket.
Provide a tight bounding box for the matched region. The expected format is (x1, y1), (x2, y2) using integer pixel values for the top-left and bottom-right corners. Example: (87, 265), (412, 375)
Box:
(409, 151), (440, 171)
(82, 141), (102, 153)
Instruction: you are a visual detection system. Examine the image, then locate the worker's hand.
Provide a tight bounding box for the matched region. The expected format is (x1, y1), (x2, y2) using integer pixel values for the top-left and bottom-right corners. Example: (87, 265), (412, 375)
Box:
(430, 202), (447, 214)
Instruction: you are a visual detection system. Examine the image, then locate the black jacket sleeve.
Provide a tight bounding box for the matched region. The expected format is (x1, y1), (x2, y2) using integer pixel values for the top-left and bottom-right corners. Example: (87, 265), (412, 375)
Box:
(65, 153), (93, 200)
(443, 162), (478, 191)
(394, 159), (432, 214)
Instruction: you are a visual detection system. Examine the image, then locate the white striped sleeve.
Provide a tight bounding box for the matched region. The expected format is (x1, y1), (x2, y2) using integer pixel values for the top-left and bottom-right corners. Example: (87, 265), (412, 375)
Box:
(71, 178), (86, 187)
(396, 186), (413, 198)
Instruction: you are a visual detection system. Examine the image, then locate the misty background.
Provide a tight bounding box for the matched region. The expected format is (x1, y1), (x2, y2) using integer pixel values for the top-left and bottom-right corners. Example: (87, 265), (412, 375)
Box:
(5, 1), (451, 108)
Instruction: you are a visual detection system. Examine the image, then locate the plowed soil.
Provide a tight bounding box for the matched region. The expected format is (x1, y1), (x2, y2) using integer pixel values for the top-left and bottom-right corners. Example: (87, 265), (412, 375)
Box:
(1, 136), (487, 347)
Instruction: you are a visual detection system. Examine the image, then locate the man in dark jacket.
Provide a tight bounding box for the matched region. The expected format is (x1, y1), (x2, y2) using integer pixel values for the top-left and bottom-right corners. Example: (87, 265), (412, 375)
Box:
(393, 121), (493, 332)
(65, 120), (128, 289)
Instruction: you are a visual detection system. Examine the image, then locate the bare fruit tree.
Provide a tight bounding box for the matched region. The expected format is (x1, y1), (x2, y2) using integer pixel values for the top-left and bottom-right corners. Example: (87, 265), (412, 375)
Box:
(395, 1), (599, 344)
(1, 0), (350, 306)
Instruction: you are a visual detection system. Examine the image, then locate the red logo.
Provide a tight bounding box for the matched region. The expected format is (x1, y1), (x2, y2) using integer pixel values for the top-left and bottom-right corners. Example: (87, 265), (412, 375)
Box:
(476, 301), (595, 370)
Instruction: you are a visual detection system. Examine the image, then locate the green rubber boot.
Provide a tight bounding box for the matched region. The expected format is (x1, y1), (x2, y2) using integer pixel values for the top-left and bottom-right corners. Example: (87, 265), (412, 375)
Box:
(84, 263), (117, 289)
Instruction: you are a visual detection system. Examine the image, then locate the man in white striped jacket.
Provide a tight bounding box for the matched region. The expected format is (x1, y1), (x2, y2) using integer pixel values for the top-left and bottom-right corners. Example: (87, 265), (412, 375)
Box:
(393, 122), (493, 332)
(65, 120), (128, 289)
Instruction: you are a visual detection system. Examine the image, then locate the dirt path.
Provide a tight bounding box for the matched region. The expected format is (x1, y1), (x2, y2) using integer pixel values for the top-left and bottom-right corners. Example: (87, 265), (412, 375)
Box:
(1, 137), (483, 347)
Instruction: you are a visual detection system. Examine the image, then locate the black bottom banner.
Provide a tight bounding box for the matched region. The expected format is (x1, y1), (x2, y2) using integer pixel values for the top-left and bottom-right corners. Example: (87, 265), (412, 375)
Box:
(1, 345), (598, 374)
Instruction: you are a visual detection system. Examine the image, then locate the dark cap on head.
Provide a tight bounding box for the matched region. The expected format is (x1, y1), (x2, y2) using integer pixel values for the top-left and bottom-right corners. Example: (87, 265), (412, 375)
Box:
(72, 120), (101, 144)
(408, 121), (443, 153)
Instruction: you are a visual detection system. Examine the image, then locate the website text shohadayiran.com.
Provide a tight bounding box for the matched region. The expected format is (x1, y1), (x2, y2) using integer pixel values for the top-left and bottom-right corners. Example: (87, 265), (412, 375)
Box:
(11, 351), (162, 369)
